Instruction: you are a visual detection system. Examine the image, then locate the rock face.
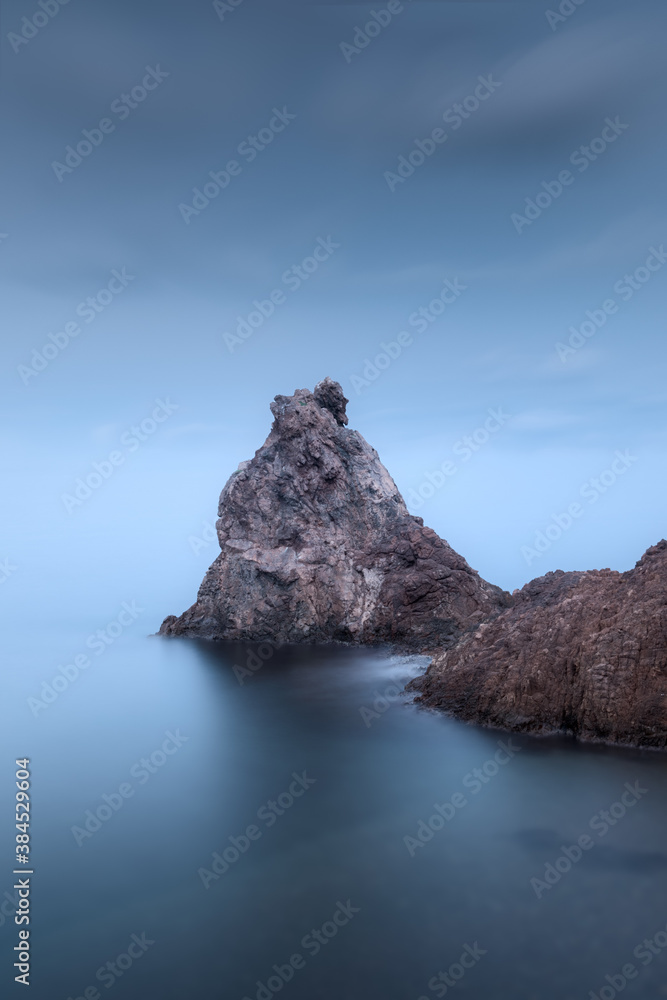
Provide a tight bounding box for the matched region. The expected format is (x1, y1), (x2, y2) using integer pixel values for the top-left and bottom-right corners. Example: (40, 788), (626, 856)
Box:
(412, 541), (667, 748)
(160, 378), (508, 649)
(160, 377), (666, 748)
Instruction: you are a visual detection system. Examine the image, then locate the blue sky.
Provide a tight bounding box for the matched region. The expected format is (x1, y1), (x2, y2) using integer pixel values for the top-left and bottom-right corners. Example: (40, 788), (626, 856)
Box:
(1, 0), (666, 626)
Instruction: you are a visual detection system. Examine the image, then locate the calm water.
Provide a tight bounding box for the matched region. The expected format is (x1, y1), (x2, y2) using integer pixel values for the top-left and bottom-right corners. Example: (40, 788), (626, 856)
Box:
(2, 615), (667, 1000)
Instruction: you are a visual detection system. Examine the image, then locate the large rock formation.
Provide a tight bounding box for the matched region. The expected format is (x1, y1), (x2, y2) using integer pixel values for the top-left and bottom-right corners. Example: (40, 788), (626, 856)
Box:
(412, 541), (667, 748)
(160, 378), (508, 648)
(160, 377), (666, 748)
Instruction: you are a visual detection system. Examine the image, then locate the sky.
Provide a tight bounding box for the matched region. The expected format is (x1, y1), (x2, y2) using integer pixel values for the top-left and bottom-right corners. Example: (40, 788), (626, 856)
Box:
(1, 0), (666, 628)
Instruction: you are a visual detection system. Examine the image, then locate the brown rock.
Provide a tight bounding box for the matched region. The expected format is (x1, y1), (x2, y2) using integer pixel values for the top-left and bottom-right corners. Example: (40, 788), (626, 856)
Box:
(160, 378), (508, 648)
(160, 377), (666, 749)
(412, 541), (667, 748)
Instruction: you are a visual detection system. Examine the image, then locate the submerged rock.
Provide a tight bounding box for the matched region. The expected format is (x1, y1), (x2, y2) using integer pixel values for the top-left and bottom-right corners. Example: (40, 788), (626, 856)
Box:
(412, 541), (667, 748)
(160, 378), (508, 648)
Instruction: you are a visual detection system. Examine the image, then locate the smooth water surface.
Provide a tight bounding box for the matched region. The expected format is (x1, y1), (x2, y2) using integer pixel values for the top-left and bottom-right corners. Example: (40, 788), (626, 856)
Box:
(2, 617), (667, 1000)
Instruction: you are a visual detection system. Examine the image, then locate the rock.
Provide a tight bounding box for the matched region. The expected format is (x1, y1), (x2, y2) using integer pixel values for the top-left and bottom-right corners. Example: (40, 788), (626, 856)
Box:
(160, 379), (509, 648)
(412, 540), (667, 748)
(160, 377), (666, 749)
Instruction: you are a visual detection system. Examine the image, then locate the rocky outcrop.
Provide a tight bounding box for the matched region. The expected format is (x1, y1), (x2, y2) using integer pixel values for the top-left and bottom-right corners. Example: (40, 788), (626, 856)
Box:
(412, 541), (667, 748)
(160, 378), (509, 649)
(160, 377), (666, 748)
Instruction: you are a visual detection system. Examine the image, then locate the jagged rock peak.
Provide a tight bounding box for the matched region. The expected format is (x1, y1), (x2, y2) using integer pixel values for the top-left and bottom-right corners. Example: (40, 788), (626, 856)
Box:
(313, 377), (349, 426)
(160, 379), (508, 648)
(269, 378), (348, 428)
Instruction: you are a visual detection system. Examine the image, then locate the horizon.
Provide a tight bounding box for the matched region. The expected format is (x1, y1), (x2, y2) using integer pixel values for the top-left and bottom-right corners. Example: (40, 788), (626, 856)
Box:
(2, 0), (665, 623)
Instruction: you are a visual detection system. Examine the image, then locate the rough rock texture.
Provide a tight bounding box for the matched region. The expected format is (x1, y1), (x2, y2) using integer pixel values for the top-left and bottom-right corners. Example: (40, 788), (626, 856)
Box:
(412, 541), (667, 748)
(160, 377), (666, 748)
(160, 378), (509, 649)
